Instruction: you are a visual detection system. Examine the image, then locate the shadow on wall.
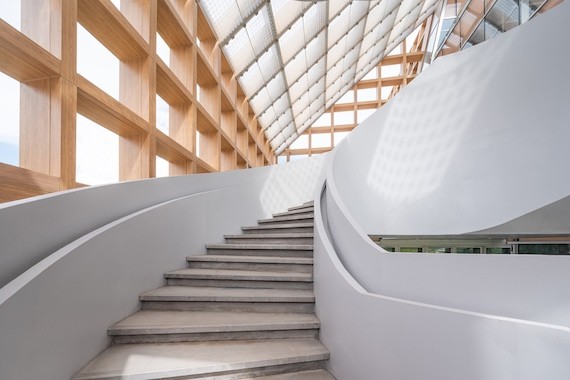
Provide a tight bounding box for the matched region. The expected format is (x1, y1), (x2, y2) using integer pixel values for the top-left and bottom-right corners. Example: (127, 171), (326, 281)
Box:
(259, 155), (327, 215)
(365, 40), (508, 204)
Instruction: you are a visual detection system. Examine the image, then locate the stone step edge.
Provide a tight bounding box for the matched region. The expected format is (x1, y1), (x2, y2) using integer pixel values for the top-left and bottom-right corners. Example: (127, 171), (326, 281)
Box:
(224, 233), (314, 239)
(164, 269), (313, 282)
(206, 244), (313, 250)
(187, 255), (313, 264)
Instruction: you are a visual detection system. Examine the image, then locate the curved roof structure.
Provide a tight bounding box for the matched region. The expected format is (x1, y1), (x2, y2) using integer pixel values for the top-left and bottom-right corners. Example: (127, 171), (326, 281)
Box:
(198, 0), (441, 154)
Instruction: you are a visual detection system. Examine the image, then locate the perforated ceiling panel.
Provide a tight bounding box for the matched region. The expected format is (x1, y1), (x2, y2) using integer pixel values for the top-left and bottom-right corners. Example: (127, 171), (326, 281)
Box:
(198, 0), (441, 155)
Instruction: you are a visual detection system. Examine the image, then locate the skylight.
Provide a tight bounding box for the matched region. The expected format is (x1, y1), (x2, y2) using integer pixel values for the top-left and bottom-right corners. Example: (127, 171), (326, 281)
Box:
(198, 0), (441, 155)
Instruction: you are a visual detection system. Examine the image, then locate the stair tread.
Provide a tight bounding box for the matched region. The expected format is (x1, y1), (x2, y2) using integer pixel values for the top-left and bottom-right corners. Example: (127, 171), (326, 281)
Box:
(256, 369), (335, 380)
(206, 243), (313, 250)
(165, 268), (312, 281)
(108, 311), (320, 335)
(224, 233), (314, 239)
(273, 208), (314, 217)
(259, 215), (314, 223)
(188, 255), (313, 265)
(242, 223), (314, 230)
(140, 286), (315, 302)
(73, 339), (328, 380)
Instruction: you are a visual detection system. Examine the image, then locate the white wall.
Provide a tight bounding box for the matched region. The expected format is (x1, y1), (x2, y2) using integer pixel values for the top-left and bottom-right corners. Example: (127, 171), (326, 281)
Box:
(0, 157), (324, 288)
(0, 156), (326, 380)
(315, 185), (570, 380)
(332, 1), (570, 235)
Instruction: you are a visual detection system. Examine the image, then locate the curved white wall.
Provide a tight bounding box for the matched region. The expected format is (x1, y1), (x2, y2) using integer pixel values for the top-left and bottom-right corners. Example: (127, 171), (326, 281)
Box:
(332, 1), (570, 235)
(315, 185), (570, 380)
(0, 156), (326, 380)
(0, 158), (324, 288)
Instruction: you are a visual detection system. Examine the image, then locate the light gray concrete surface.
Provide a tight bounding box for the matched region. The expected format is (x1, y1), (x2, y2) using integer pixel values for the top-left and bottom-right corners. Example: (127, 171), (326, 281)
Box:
(73, 339), (329, 379)
(139, 286), (315, 303)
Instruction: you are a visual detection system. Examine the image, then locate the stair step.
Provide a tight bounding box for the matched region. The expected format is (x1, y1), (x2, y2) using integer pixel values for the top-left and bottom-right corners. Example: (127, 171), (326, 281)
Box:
(225, 233), (314, 245)
(259, 214), (314, 225)
(242, 223), (314, 235)
(257, 369), (336, 380)
(187, 255), (313, 273)
(73, 339), (329, 380)
(165, 268), (312, 289)
(108, 310), (320, 344)
(206, 244), (313, 258)
(141, 286), (315, 313)
(288, 204), (315, 212)
(273, 208), (314, 218)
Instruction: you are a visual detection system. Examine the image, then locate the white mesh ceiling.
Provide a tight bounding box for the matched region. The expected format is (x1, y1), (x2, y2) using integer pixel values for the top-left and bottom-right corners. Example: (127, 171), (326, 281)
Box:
(198, 0), (441, 155)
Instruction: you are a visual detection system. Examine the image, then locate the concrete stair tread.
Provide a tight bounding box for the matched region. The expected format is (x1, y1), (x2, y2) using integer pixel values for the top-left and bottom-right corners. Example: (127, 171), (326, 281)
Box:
(165, 268), (313, 282)
(242, 223), (314, 231)
(273, 208), (314, 217)
(188, 255), (313, 265)
(224, 233), (314, 239)
(288, 203), (314, 211)
(73, 339), (329, 380)
(206, 244), (313, 250)
(258, 215), (314, 224)
(255, 369), (335, 380)
(108, 311), (320, 335)
(140, 286), (315, 302)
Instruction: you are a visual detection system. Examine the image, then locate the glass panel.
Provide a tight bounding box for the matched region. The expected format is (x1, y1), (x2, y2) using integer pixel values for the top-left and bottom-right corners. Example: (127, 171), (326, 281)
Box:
(257, 45), (281, 80)
(311, 133), (331, 149)
(199, 0), (242, 42)
(334, 110), (354, 125)
(156, 156), (169, 177)
(156, 95), (169, 134)
(156, 33), (170, 65)
(246, 6), (273, 56)
(77, 25), (120, 100)
(518, 244), (570, 255)
(224, 28), (255, 74)
(289, 154), (308, 161)
(456, 248), (482, 253)
(362, 68), (378, 80)
(0, 72), (20, 166)
(357, 88), (377, 102)
(460, 0), (485, 46)
(486, 0), (520, 35)
(486, 247), (511, 254)
(76, 115), (119, 185)
(277, 155), (287, 164)
(381, 64), (401, 77)
(426, 247), (453, 253)
(399, 247), (423, 253)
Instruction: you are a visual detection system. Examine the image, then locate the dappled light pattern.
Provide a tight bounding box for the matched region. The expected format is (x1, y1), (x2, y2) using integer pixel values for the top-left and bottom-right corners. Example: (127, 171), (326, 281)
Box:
(366, 47), (497, 203)
(260, 156), (326, 216)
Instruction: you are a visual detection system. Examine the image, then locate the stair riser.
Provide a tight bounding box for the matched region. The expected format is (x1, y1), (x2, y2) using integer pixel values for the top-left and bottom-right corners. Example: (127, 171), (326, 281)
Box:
(225, 237), (314, 245)
(273, 210), (314, 218)
(166, 279), (313, 290)
(206, 249), (313, 258)
(188, 262), (313, 273)
(289, 203), (315, 211)
(259, 217), (314, 225)
(171, 360), (328, 380)
(142, 301), (315, 313)
(111, 329), (319, 345)
(242, 227), (314, 235)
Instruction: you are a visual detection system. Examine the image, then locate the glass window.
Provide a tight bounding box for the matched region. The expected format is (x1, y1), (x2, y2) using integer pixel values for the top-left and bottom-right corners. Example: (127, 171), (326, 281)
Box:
(0, 72), (20, 166)
(426, 247), (452, 253)
(362, 68), (378, 80)
(380, 86), (394, 100)
(486, 0), (520, 36)
(289, 154), (308, 161)
(334, 110), (354, 125)
(312, 112), (331, 127)
(156, 156), (169, 177)
(486, 247), (511, 254)
(277, 155), (288, 164)
(381, 64), (401, 77)
(399, 247), (423, 253)
(357, 88), (377, 102)
(156, 33), (170, 65)
(289, 134), (309, 150)
(77, 24), (120, 100)
(76, 115), (119, 185)
(456, 247), (481, 253)
(466, 21), (485, 48)
(460, 0), (485, 47)
(518, 244), (570, 255)
(156, 95), (169, 134)
(311, 133), (331, 149)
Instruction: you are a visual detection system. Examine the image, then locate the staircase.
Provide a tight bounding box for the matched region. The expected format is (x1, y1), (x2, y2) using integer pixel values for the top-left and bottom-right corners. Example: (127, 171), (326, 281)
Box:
(74, 201), (334, 379)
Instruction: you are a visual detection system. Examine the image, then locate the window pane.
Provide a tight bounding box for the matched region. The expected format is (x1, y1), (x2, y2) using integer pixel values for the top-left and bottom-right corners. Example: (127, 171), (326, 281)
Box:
(311, 133), (331, 149)
(290, 134), (309, 150)
(334, 131), (349, 146)
(156, 156), (169, 177)
(334, 110), (354, 125)
(0, 72), (20, 166)
(357, 88), (377, 102)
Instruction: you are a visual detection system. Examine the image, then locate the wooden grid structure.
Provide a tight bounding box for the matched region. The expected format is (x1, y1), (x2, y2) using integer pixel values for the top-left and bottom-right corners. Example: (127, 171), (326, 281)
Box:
(0, 0), (275, 203)
(280, 18), (432, 162)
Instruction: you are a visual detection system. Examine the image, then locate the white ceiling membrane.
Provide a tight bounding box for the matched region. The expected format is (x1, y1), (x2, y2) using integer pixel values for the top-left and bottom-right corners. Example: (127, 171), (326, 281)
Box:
(198, 0), (441, 155)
